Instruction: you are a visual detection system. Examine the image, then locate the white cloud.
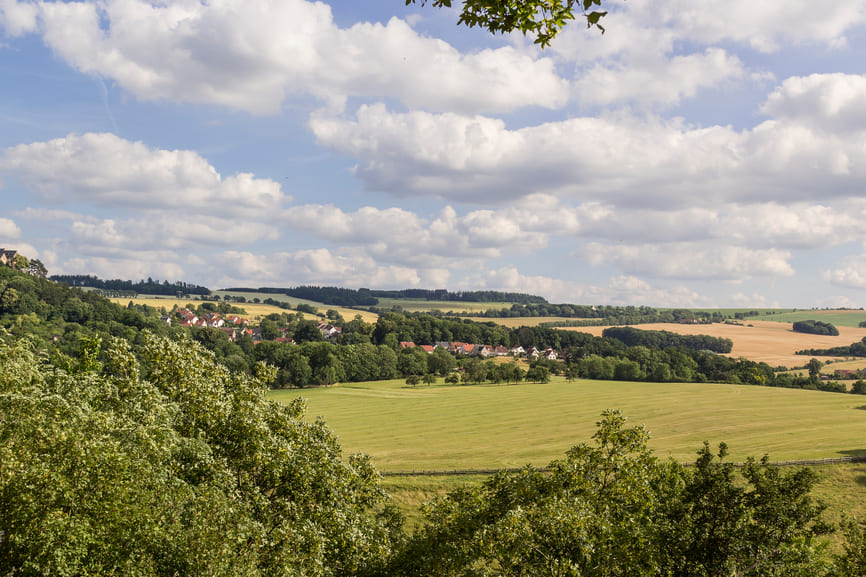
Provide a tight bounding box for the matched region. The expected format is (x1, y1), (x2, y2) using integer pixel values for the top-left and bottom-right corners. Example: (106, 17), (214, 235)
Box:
(220, 248), (427, 288)
(460, 266), (714, 307)
(7, 0), (566, 115)
(576, 243), (795, 280)
(1, 133), (288, 215)
(824, 257), (866, 289)
(69, 215), (279, 251)
(0, 0), (38, 36)
(60, 255), (186, 282)
(0, 217), (21, 240)
(310, 94), (866, 207)
(576, 48), (745, 108)
(281, 203), (545, 267)
(762, 73), (866, 133)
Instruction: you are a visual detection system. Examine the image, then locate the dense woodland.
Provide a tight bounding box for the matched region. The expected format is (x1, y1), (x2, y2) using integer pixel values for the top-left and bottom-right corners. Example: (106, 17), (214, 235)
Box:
(50, 274), (211, 296)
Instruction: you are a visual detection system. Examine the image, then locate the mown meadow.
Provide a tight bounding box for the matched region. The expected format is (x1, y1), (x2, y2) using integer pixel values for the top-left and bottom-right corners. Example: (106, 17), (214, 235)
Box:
(270, 376), (866, 527)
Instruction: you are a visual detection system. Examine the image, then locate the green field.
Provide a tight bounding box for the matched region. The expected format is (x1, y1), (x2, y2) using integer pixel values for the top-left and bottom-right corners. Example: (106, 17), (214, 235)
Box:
(373, 298), (513, 314)
(270, 377), (866, 471)
(751, 309), (866, 328)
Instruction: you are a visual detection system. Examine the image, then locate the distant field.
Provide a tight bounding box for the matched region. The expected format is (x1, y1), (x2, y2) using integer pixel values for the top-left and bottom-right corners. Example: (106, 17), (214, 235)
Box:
(115, 294), (378, 324)
(459, 316), (589, 328)
(563, 320), (866, 368)
(271, 376), (866, 472)
(374, 298), (512, 314)
(214, 291), (379, 323)
(751, 309), (866, 328)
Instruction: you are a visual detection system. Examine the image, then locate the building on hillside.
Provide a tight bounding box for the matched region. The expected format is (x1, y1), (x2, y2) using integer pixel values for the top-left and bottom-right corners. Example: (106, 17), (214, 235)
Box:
(0, 249), (18, 267)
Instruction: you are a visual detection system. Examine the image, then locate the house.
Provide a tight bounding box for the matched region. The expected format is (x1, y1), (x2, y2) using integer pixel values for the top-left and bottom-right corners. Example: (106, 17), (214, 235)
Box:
(542, 348), (558, 360)
(525, 346), (540, 360)
(219, 327), (238, 342)
(317, 321), (342, 340)
(0, 249), (17, 267)
(493, 345), (509, 356)
(419, 345), (435, 354)
(159, 315), (172, 326)
(399, 341), (416, 349)
(475, 345), (494, 358)
(509, 345), (525, 356)
(274, 336), (294, 344)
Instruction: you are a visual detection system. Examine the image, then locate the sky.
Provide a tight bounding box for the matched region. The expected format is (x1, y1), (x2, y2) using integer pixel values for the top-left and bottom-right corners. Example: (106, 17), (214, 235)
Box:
(2, 1), (866, 308)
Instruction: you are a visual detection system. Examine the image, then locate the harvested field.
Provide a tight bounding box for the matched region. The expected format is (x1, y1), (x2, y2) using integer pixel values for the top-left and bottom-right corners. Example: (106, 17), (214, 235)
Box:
(561, 320), (866, 368)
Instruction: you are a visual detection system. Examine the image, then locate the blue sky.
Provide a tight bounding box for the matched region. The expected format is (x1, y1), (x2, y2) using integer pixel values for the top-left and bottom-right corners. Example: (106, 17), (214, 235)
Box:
(2, 0), (866, 307)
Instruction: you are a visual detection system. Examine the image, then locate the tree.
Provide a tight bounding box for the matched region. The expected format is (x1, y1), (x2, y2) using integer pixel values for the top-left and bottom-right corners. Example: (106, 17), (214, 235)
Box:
(406, 0), (608, 47)
(0, 332), (402, 575)
(390, 410), (831, 576)
(525, 365), (550, 383)
(28, 258), (48, 278)
(808, 358), (823, 380)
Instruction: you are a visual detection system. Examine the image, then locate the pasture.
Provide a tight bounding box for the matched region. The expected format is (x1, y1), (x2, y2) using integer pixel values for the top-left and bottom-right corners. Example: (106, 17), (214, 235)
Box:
(562, 320), (866, 368)
(273, 377), (866, 531)
(271, 376), (866, 471)
(752, 309), (866, 328)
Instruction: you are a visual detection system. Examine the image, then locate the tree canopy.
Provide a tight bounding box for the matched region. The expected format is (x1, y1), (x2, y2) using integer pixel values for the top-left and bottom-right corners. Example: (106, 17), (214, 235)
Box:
(406, 0), (609, 46)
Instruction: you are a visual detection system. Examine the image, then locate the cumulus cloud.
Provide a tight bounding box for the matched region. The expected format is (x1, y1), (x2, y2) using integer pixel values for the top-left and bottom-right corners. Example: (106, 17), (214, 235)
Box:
(575, 48), (746, 108)
(3, 0), (566, 115)
(0, 217), (21, 240)
(60, 255), (186, 282)
(281, 204), (546, 267)
(824, 256), (866, 289)
(310, 90), (866, 206)
(1, 133), (288, 215)
(576, 243), (795, 280)
(70, 215), (279, 250)
(459, 266), (715, 307)
(220, 248), (430, 288)
(762, 73), (866, 133)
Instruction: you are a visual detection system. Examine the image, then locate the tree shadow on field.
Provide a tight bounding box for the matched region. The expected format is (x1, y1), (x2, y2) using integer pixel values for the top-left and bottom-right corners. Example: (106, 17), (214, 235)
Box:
(854, 405), (866, 411)
(839, 449), (866, 458)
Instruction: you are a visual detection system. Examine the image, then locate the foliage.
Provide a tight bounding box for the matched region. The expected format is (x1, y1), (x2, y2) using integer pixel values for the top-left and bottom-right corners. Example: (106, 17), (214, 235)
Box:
(390, 410), (832, 576)
(793, 320), (840, 336)
(406, 0), (608, 47)
(798, 336), (866, 358)
(0, 332), (402, 576)
(602, 326), (733, 353)
(50, 274), (210, 296)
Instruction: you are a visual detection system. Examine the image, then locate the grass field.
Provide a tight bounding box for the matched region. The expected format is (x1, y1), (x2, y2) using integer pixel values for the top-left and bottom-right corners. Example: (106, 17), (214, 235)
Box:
(374, 298), (512, 314)
(459, 316), (588, 328)
(272, 377), (866, 532)
(563, 320), (866, 368)
(752, 309), (866, 328)
(270, 376), (866, 471)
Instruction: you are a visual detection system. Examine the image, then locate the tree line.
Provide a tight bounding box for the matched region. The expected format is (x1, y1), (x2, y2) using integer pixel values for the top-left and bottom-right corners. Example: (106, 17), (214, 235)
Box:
(50, 274), (211, 296)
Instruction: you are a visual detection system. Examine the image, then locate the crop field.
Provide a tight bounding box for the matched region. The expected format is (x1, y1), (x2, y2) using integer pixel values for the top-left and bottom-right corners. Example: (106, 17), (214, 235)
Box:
(271, 376), (866, 471)
(112, 295), (378, 324)
(562, 320), (866, 368)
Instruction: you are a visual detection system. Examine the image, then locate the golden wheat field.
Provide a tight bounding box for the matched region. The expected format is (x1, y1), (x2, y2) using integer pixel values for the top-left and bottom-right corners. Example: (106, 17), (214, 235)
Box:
(562, 320), (866, 368)
(110, 297), (378, 324)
